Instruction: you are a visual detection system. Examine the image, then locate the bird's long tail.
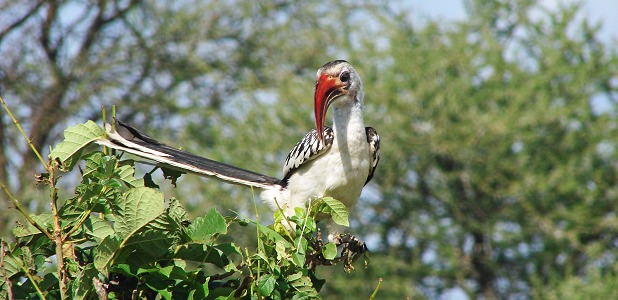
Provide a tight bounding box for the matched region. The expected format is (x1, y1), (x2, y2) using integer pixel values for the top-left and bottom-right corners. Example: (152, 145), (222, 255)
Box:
(96, 120), (283, 189)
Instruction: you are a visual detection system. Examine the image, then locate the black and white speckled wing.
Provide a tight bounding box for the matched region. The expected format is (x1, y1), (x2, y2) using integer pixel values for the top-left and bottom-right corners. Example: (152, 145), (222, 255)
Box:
(281, 127), (334, 183)
(364, 126), (380, 185)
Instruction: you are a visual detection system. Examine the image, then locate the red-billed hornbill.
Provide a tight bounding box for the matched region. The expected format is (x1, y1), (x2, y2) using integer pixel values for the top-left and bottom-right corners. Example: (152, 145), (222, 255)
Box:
(97, 60), (380, 243)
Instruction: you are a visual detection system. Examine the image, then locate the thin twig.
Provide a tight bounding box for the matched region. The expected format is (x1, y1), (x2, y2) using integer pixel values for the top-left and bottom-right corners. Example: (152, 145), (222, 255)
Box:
(1, 239), (14, 300)
(0, 179), (53, 240)
(63, 206), (96, 242)
(369, 278), (383, 300)
(102, 106), (108, 155)
(272, 197), (296, 241)
(296, 200), (312, 250)
(0, 96), (47, 167)
(18, 257), (45, 299)
(49, 164), (67, 298)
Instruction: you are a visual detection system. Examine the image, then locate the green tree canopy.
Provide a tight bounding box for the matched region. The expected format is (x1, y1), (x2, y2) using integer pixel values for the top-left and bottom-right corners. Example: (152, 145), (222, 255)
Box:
(2, 0), (618, 298)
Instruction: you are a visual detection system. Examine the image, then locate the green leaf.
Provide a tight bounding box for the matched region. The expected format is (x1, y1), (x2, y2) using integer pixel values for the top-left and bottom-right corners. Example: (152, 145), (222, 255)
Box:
(188, 208), (226, 242)
(82, 151), (105, 176)
(168, 198), (188, 224)
(94, 235), (121, 273)
(161, 167), (185, 186)
(116, 187), (165, 239)
(72, 263), (98, 300)
(39, 273), (60, 292)
(111, 264), (135, 277)
(116, 164), (144, 188)
(49, 120), (104, 170)
(294, 237), (307, 255)
(124, 214), (180, 258)
(126, 228), (174, 259)
(256, 223), (292, 248)
(188, 277), (210, 299)
(322, 242), (337, 260)
(158, 265), (187, 280)
(175, 243), (232, 268)
(258, 274), (276, 296)
(83, 217), (114, 241)
(12, 213), (53, 237)
(275, 240), (288, 261)
(215, 242), (242, 257)
(286, 272), (318, 296)
(321, 197), (349, 227)
(142, 271), (173, 300)
(3, 252), (24, 278)
(292, 252), (305, 267)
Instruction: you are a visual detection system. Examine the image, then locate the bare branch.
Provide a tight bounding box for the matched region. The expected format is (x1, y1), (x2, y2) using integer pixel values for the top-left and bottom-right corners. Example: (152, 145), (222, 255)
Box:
(0, 0), (46, 42)
(40, 1), (59, 63)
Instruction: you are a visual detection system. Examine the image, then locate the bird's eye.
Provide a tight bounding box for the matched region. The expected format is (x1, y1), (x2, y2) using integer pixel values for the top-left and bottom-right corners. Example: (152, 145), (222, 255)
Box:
(339, 71), (350, 83)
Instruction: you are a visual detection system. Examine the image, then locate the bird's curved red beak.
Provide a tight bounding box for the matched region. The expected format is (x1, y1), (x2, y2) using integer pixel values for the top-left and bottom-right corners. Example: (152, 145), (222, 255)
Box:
(314, 74), (346, 143)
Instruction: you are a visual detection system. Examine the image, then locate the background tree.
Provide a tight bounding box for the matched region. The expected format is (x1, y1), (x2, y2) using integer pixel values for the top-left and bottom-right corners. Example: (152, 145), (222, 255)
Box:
(2, 0), (618, 298)
(0, 0), (370, 231)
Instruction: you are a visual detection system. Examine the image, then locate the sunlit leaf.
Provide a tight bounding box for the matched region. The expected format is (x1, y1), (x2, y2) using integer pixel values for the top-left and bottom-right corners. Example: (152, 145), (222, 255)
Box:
(49, 121), (104, 170)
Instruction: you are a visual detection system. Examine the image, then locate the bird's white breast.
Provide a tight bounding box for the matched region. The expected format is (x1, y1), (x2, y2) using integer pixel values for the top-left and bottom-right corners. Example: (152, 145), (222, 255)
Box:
(262, 100), (370, 216)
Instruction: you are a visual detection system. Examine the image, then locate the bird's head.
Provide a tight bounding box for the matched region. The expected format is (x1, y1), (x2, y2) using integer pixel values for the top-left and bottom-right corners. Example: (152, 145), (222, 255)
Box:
(314, 60), (363, 143)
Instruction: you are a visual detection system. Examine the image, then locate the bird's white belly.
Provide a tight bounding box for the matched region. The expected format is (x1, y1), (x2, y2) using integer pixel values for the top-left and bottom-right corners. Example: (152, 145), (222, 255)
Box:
(282, 137), (370, 214)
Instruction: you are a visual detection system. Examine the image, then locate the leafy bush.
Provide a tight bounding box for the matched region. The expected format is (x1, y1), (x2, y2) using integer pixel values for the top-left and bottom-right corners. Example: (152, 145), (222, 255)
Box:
(0, 118), (369, 299)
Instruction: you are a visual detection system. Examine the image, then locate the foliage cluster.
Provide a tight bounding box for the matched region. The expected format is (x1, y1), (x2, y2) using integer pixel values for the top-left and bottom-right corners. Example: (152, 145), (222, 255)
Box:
(0, 119), (368, 299)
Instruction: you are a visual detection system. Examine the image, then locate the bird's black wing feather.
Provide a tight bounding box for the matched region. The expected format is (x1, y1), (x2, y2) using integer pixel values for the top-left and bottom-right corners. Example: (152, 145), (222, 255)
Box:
(98, 120), (283, 189)
(364, 126), (380, 185)
(281, 127), (334, 184)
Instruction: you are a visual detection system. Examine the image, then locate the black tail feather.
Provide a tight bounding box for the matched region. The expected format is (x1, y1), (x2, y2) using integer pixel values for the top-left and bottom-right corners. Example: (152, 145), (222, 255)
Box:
(99, 120), (283, 189)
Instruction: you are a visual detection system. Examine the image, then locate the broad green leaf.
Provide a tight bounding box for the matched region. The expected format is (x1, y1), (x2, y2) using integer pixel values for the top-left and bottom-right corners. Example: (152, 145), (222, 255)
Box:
(49, 120), (104, 170)
(116, 164), (144, 188)
(116, 187), (164, 239)
(188, 277), (210, 299)
(188, 208), (226, 242)
(125, 227), (174, 258)
(83, 217), (114, 241)
(322, 242), (337, 260)
(2, 252), (24, 278)
(292, 252), (305, 267)
(321, 197), (349, 227)
(38, 273), (60, 292)
(142, 271), (173, 300)
(158, 265), (186, 280)
(168, 197), (188, 224)
(12, 213), (53, 237)
(72, 263), (98, 300)
(215, 242), (242, 257)
(258, 274), (276, 296)
(111, 264), (134, 277)
(256, 223), (292, 248)
(82, 151), (105, 176)
(94, 235), (121, 273)
(275, 240), (287, 260)
(294, 237), (307, 255)
(286, 272), (318, 295)
(175, 243), (231, 268)
(94, 213), (177, 270)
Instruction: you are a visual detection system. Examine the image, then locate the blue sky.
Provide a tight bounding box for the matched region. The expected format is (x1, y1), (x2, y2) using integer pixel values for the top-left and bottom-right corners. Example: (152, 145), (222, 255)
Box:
(405, 0), (618, 44)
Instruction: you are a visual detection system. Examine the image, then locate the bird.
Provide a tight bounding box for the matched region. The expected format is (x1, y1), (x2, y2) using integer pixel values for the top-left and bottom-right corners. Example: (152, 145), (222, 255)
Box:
(97, 60), (380, 242)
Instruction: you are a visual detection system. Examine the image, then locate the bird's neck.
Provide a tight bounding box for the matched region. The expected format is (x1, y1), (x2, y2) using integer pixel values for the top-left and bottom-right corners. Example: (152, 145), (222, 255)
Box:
(331, 100), (365, 144)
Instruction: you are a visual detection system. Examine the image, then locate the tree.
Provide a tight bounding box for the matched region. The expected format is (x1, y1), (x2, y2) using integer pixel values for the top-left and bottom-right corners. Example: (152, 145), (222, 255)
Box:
(2, 0), (618, 298)
(0, 0), (374, 232)
(326, 0), (618, 298)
